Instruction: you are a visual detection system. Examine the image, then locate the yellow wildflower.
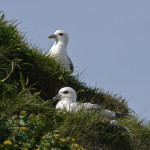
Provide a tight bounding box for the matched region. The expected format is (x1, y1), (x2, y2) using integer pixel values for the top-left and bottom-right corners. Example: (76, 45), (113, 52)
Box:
(13, 129), (18, 134)
(35, 148), (40, 150)
(54, 130), (59, 133)
(59, 138), (66, 143)
(21, 110), (27, 114)
(72, 138), (75, 142)
(77, 89), (84, 94)
(48, 132), (52, 135)
(54, 134), (59, 139)
(24, 148), (28, 150)
(20, 127), (28, 131)
(37, 114), (45, 118)
(14, 115), (18, 118)
(74, 144), (79, 148)
(45, 143), (50, 147)
(3, 140), (12, 145)
(25, 143), (29, 146)
(0, 144), (4, 149)
(14, 144), (18, 148)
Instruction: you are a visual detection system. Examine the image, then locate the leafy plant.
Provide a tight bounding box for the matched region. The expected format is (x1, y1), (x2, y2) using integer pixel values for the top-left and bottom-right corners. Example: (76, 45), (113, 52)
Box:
(0, 111), (85, 150)
(39, 131), (85, 150)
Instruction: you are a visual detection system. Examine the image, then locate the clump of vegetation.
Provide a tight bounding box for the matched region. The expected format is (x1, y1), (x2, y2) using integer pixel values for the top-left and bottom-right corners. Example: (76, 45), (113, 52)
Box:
(1, 12), (150, 150)
(0, 111), (85, 150)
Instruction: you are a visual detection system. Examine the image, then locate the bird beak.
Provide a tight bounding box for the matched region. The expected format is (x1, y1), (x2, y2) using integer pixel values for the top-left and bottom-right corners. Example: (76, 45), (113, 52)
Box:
(48, 34), (57, 39)
(52, 94), (61, 102)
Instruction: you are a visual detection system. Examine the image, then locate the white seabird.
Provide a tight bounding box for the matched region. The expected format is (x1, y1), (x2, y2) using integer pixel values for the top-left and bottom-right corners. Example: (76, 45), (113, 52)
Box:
(54, 87), (131, 119)
(47, 30), (74, 71)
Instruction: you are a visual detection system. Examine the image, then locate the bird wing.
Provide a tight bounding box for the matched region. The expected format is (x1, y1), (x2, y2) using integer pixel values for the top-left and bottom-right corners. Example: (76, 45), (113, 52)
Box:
(80, 103), (122, 119)
(66, 102), (100, 111)
(101, 109), (116, 119)
(101, 109), (132, 119)
(68, 56), (74, 71)
(58, 101), (131, 119)
(82, 103), (117, 119)
(81, 103), (101, 110)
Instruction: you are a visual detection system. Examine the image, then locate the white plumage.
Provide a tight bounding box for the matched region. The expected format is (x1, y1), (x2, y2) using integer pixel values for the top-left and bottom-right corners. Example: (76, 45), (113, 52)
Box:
(54, 87), (131, 119)
(47, 30), (74, 71)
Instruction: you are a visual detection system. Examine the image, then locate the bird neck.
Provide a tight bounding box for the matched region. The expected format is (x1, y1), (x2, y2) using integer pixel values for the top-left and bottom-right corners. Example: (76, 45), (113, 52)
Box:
(49, 41), (68, 56)
(56, 100), (71, 108)
(55, 41), (68, 49)
(60, 97), (74, 104)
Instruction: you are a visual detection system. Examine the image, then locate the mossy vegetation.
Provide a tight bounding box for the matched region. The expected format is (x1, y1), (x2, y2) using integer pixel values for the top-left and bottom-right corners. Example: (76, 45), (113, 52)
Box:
(0, 12), (150, 150)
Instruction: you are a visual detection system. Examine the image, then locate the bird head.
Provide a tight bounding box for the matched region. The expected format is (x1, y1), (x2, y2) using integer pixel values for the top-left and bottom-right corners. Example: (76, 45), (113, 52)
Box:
(48, 30), (69, 44)
(54, 87), (77, 103)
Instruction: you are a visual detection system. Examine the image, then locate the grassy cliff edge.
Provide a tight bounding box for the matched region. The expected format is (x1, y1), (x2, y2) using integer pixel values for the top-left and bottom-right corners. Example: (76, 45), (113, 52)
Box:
(0, 13), (150, 150)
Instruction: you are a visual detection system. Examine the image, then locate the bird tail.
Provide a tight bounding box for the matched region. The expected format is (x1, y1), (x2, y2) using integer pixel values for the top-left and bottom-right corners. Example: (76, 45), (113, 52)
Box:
(115, 113), (132, 118)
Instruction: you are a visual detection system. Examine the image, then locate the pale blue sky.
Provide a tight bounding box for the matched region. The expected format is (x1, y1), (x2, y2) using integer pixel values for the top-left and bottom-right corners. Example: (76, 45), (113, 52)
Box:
(1, 0), (150, 120)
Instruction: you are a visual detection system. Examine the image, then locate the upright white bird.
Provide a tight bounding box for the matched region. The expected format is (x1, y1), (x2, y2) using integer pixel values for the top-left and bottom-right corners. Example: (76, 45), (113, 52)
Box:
(54, 87), (131, 119)
(47, 30), (74, 71)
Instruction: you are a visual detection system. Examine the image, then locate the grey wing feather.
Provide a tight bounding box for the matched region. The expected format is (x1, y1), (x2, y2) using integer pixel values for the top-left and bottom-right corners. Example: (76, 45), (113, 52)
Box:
(82, 103), (101, 110)
(68, 56), (74, 71)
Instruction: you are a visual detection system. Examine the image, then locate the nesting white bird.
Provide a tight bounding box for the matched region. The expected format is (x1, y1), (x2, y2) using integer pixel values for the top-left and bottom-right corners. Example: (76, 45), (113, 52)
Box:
(54, 87), (131, 119)
(47, 30), (74, 71)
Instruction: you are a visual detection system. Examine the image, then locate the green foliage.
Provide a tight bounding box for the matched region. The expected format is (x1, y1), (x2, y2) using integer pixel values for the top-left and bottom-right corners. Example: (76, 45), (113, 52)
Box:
(1, 12), (150, 150)
(0, 111), (85, 150)
(39, 131), (85, 150)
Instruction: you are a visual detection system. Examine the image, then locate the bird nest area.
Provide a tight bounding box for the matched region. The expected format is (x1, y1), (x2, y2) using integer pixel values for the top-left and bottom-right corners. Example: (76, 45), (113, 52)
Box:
(1, 12), (150, 150)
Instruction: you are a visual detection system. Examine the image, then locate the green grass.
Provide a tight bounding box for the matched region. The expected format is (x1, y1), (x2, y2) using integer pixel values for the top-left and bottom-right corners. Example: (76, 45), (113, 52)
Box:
(0, 12), (150, 150)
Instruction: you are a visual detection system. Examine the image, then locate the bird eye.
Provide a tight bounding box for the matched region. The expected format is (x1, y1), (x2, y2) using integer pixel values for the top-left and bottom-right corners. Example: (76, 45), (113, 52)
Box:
(63, 91), (68, 94)
(59, 33), (63, 36)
